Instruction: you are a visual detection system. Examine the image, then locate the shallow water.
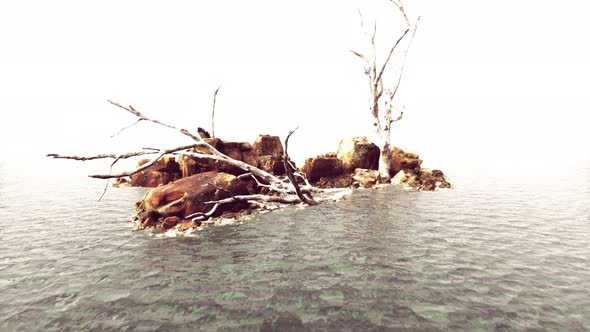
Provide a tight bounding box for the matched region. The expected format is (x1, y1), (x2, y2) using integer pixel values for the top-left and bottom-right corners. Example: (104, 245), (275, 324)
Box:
(0, 159), (589, 330)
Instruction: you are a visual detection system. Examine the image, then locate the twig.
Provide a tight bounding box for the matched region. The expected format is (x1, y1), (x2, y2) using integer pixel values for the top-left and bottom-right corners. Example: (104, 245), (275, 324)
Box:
(110, 119), (144, 138)
(108, 100), (203, 142)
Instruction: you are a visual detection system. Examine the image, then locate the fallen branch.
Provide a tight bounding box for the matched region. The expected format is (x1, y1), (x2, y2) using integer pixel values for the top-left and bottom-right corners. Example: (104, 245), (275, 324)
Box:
(284, 127), (319, 205)
(48, 99), (340, 230)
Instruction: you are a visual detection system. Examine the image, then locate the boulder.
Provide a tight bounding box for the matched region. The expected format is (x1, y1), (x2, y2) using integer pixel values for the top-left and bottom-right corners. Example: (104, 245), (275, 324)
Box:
(316, 173), (354, 189)
(391, 169), (409, 185)
(129, 170), (182, 188)
(129, 156), (183, 187)
(136, 157), (181, 173)
(337, 137), (380, 173)
(391, 167), (451, 191)
(176, 138), (258, 178)
(252, 135), (285, 175)
(391, 147), (423, 175)
(138, 171), (250, 228)
(352, 168), (380, 188)
(257, 155), (285, 175)
(252, 135), (284, 158)
(301, 156), (343, 182)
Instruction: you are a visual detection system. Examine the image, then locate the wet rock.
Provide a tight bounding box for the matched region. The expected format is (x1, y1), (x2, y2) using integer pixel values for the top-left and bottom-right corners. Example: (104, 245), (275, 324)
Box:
(161, 216), (180, 230)
(301, 156), (343, 182)
(352, 168), (380, 188)
(337, 137), (379, 173)
(139, 171), (249, 224)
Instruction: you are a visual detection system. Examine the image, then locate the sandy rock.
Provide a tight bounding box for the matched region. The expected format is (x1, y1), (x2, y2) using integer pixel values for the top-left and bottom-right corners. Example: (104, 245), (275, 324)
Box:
(337, 137), (380, 173)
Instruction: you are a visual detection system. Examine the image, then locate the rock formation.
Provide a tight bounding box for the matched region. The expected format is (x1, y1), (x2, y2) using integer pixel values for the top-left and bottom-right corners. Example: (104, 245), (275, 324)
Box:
(129, 157), (182, 187)
(301, 154), (344, 182)
(252, 135), (285, 175)
(337, 137), (380, 173)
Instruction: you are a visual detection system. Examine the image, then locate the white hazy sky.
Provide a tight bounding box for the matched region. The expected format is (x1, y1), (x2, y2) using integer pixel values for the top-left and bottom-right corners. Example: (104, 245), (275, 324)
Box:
(1, 0), (589, 170)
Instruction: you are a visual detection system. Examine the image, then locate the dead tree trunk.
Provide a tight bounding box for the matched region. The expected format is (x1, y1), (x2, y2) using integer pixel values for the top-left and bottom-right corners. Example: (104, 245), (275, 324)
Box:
(351, 0), (419, 179)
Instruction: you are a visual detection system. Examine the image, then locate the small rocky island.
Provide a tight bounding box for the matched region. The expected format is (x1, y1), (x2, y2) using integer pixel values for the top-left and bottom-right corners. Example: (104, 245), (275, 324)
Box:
(111, 134), (451, 232)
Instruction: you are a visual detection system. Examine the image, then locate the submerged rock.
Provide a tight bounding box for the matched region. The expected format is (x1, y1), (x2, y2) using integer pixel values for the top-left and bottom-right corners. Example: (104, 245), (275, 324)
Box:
(337, 137), (379, 173)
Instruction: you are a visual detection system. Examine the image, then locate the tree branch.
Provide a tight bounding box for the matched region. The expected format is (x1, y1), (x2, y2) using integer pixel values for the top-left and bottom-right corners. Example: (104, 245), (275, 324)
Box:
(47, 150), (157, 161)
(108, 100), (203, 142)
(375, 28), (409, 85)
(211, 85), (221, 138)
(284, 127), (319, 205)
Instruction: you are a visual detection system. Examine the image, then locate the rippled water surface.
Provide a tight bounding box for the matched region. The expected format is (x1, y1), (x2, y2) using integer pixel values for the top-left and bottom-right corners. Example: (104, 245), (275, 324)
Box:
(1, 159), (589, 331)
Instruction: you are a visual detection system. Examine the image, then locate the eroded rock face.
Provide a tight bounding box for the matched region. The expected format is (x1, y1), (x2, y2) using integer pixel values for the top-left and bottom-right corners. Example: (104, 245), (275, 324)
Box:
(135, 171), (249, 229)
(129, 157), (182, 187)
(252, 135), (284, 158)
(301, 155), (343, 182)
(337, 137), (380, 173)
(252, 135), (285, 175)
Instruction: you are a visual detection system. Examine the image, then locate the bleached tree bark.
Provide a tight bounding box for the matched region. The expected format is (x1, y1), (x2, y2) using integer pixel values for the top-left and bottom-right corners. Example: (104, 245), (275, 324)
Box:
(351, 0), (419, 179)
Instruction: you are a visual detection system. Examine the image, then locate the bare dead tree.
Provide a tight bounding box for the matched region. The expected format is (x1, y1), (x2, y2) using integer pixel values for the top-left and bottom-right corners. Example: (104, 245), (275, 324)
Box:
(211, 85), (221, 138)
(47, 100), (346, 222)
(351, 0), (420, 179)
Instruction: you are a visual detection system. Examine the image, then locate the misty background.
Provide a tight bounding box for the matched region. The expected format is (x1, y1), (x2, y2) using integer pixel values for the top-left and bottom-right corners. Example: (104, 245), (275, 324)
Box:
(1, 0), (588, 175)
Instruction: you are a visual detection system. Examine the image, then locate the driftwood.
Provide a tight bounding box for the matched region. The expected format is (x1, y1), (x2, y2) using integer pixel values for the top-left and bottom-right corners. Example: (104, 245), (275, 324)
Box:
(47, 99), (344, 223)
